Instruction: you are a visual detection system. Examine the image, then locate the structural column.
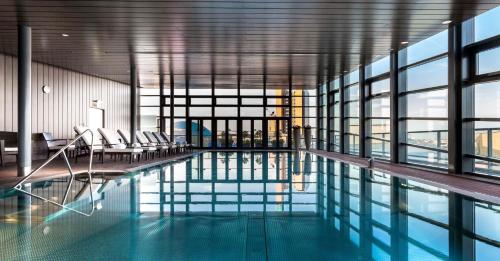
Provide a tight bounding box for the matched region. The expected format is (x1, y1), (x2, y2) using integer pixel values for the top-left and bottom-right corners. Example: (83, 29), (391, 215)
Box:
(17, 25), (32, 177)
(339, 74), (345, 154)
(389, 50), (400, 163)
(159, 73), (165, 132)
(448, 23), (463, 174)
(358, 65), (366, 157)
(130, 63), (138, 145)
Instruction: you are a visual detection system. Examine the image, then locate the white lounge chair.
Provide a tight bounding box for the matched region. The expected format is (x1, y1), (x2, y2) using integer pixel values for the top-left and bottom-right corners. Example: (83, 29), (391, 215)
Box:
(153, 132), (184, 153)
(144, 131), (176, 156)
(97, 128), (143, 164)
(117, 129), (157, 160)
(136, 131), (169, 157)
(74, 125), (105, 163)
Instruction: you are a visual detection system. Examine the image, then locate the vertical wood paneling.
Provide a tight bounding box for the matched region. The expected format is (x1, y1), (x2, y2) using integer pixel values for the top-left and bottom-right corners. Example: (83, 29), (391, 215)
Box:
(12, 59), (17, 131)
(31, 62), (37, 132)
(5, 55), (13, 131)
(0, 53), (130, 140)
(37, 63), (44, 133)
(0, 54), (5, 131)
(43, 64), (48, 131)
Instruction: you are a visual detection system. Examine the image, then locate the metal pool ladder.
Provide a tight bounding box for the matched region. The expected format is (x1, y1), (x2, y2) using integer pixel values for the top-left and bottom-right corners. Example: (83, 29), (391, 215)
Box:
(12, 129), (97, 216)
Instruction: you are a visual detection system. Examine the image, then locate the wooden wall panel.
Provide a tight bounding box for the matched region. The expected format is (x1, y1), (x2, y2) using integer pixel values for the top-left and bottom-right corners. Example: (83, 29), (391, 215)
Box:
(0, 54), (4, 131)
(0, 53), (130, 140)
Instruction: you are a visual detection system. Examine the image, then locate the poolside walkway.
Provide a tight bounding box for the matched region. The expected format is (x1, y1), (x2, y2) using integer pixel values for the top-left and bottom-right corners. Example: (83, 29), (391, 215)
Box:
(310, 149), (500, 204)
(0, 151), (201, 188)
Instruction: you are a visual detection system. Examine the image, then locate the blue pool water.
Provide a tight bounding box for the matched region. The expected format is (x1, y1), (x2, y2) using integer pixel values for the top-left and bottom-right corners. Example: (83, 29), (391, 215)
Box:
(0, 152), (499, 260)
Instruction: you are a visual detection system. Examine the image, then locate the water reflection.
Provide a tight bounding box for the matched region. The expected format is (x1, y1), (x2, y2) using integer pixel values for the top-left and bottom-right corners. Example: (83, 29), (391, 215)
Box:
(0, 152), (498, 260)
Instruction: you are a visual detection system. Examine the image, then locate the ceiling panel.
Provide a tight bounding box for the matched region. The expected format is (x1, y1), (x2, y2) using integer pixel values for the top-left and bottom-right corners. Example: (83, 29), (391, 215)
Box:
(0, 0), (498, 88)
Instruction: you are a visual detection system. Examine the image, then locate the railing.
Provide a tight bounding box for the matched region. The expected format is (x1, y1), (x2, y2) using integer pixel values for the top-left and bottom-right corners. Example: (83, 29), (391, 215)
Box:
(12, 129), (97, 216)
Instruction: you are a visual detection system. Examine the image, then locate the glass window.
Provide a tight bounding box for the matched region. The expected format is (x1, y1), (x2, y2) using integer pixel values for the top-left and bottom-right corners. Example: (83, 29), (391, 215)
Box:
(214, 88), (237, 96)
(406, 89), (448, 118)
(344, 70), (359, 85)
(407, 120), (448, 149)
(140, 96), (159, 106)
(370, 97), (390, 118)
(477, 47), (500, 75)
(473, 81), (500, 118)
(405, 58), (448, 91)
(346, 84), (359, 101)
(240, 107), (264, 117)
(366, 56), (390, 78)
(141, 88), (160, 95)
(466, 6), (500, 44)
(216, 98), (237, 105)
(189, 88), (212, 96)
(190, 107), (212, 117)
(215, 107), (237, 117)
(402, 30), (448, 66)
(242, 98), (263, 105)
(191, 98), (212, 105)
(173, 106), (186, 117)
(371, 78), (390, 94)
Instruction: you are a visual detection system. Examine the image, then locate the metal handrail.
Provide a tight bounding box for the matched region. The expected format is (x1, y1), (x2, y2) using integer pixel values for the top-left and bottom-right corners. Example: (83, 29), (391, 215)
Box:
(12, 128), (97, 216)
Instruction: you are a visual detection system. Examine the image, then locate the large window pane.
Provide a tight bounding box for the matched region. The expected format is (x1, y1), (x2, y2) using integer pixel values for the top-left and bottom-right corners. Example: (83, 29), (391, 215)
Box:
(366, 56), (390, 78)
(466, 6), (500, 44)
(405, 58), (448, 91)
(371, 78), (390, 94)
(477, 47), (500, 75)
(407, 120), (448, 150)
(402, 30), (448, 66)
(473, 81), (500, 118)
(370, 97), (390, 118)
(406, 89), (448, 118)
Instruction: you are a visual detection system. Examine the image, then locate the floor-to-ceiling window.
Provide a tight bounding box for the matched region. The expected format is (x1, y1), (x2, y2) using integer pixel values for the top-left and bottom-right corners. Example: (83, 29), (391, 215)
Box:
(365, 57), (390, 159)
(462, 7), (500, 176)
(139, 56), (317, 149)
(292, 75), (318, 148)
(329, 78), (341, 152)
(318, 83), (328, 150)
(399, 30), (449, 168)
(344, 70), (360, 155)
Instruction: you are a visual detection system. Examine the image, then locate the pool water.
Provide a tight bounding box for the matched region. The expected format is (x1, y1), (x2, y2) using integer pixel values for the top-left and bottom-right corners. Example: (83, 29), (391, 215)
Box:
(0, 152), (499, 260)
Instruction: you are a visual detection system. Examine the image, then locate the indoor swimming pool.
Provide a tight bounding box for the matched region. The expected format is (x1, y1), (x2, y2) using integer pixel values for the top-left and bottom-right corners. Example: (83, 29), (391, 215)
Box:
(0, 152), (499, 260)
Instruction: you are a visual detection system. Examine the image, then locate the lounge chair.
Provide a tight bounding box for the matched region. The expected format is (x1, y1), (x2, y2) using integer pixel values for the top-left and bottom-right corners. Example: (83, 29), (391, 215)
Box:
(153, 132), (184, 153)
(73, 126), (105, 163)
(144, 131), (176, 155)
(161, 132), (193, 152)
(97, 128), (143, 163)
(117, 129), (157, 160)
(136, 131), (169, 157)
(42, 132), (75, 159)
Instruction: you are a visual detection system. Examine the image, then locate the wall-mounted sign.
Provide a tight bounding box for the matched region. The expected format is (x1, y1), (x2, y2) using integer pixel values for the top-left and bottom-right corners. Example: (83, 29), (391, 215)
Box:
(91, 99), (104, 109)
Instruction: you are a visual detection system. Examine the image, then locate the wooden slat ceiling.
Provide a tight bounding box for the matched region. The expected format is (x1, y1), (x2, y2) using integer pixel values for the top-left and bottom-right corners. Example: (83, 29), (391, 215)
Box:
(0, 0), (498, 89)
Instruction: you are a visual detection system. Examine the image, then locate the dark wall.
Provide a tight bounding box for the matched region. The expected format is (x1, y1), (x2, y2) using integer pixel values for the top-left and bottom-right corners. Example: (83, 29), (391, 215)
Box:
(0, 53), (131, 162)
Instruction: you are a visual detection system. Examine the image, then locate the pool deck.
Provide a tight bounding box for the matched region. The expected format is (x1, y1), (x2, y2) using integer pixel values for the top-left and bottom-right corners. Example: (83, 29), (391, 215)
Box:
(310, 149), (500, 204)
(0, 151), (202, 188)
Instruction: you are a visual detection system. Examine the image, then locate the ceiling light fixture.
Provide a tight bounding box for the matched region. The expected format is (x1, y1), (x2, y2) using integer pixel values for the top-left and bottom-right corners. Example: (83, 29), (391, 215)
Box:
(61, 33), (69, 37)
(401, 41), (409, 45)
(442, 20), (452, 25)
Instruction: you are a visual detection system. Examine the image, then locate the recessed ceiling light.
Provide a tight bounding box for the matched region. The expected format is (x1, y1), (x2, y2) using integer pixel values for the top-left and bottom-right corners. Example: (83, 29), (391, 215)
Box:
(442, 20), (452, 25)
(401, 41), (409, 45)
(61, 33), (69, 37)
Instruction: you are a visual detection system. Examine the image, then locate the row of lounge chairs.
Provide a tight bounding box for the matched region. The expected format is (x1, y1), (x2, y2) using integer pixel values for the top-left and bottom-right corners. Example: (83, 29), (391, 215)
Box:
(73, 126), (192, 164)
